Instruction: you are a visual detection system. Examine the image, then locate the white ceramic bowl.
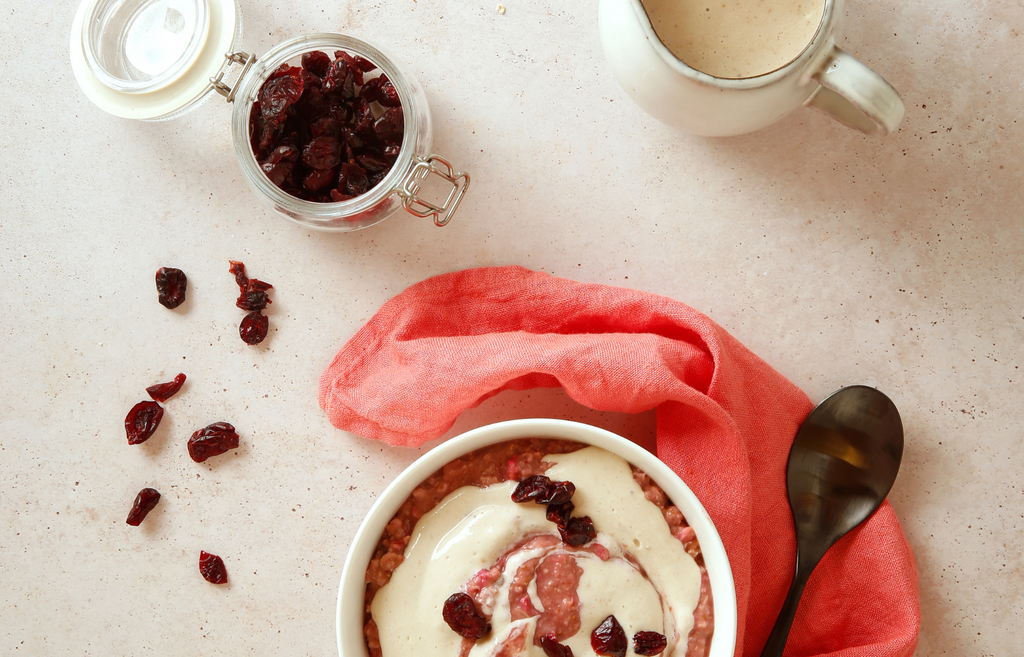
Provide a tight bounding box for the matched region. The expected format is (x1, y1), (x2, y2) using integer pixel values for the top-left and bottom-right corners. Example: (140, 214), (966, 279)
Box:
(336, 418), (738, 657)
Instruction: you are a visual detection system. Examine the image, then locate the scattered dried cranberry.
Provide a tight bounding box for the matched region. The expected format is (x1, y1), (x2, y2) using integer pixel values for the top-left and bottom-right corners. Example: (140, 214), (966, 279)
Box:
(239, 311), (269, 345)
(146, 373), (186, 402)
(632, 631), (668, 656)
(539, 481), (575, 505)
(247, 278), (273, 294)
(512, 475), (553, 503)
(515, 476), (591, 543)
(228, 261), (272, 345)
(538, 634), (575, 657)
(199, 550), (228, 584)
(155, 267), (187, 309)
(511, 476), (576, 505)
(249, 50), (403, 203)
(229, 259), (249, 289)
(125, 400), (164, 445)
(591, 615), (627, 657)
(187, 422), (240, 463)
(125, 488), (161, 526)
(545, 501), (574, 527)
(237, 289), (271, 312)
(559, 516), (596, 547)
(442, 592), (490, 639)
(228, 261), (273, 309)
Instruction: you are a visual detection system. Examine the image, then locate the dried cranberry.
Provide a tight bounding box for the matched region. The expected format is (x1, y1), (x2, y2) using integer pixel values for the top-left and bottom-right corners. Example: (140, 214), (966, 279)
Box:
(539, 481), (575, 505)
(546, 501), (575, 527)
(300, 67), (322, 85)
(352, 54), (378, 73)
(356, 154), (390, 172)
(229, 262), (272, 343)
(359, 75), (384, 102)
(334, 50), (365, 85)
(330, 190), (357, 202)
(338, 161), (369, 196)
(259, 74), (304, 124)
(303, 167), (336, 192)
(239, 311), (269, 345)
(368, 168), (389, 188)
(265, 144), (299, 165)
(538, 634), (575, 657)
(591, 616), (627, 657)
(302, 136), (342, 170)
(252, 116), (284, 158)
(559, 516), (596, 547)
(310, 116), (339, 139)
(374, 106), (404, 142)
(199, 550), (228, 584)
(246, 277), (272, 294)
(297, 84), (326, 119)
(323, 58), (351, 96)
(125, 401), (163, 445)
(301, 50), (332, 77)
(512, 476), (575, 505)
(155, 267), (187, 309)
(378, 79), (401, 107)
(267, 63), (302, 82)
(442, 592), (490, 639)
(260, 145), (299, 186)
(339, 125), (364, 149)
(352, 97), (375, 137)
(146, 373), (186, 402)
(512, 475), (553, 503)
(125, 488), (161, 526)
(187, 422), (240, 462)
(360, 75), (401, 107)
(229, 260), (249, 289)
(632, 631), (668, 656)
(236, 290), (271, 312)
(239, 288), (269, 311)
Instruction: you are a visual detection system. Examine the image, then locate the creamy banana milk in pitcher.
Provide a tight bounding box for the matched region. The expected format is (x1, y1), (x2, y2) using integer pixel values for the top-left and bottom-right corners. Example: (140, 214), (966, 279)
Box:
(599, 0), (905, 136)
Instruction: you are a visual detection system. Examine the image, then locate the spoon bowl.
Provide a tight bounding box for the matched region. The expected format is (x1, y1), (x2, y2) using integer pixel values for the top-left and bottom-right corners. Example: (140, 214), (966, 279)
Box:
(760, 385), (904, 656)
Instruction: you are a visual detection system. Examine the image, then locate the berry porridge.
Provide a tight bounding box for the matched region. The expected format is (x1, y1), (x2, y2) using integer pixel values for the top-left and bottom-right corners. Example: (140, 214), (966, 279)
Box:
(364, 439), (714, 657)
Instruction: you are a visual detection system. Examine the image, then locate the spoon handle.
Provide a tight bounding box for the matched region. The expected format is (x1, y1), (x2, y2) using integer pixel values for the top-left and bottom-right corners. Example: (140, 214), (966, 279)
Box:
(758, 564), (813, 657)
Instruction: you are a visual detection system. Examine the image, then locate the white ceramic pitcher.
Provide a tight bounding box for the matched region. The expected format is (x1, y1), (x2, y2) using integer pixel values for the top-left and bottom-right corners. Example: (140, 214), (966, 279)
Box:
(598, 0), (905, 136)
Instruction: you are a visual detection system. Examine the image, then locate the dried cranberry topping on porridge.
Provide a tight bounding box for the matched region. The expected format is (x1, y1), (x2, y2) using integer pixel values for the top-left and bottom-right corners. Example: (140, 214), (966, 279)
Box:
(364, 439), (714, 657)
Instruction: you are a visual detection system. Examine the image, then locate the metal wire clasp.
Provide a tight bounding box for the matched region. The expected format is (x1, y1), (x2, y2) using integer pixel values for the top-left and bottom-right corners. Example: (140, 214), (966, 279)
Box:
(397, 155), (470, 227)
(210, 51), (257, 103)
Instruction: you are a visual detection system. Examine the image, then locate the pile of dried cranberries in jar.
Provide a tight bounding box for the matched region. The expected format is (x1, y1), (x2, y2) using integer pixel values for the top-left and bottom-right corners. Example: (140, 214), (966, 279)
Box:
(249, 49), (404, 203)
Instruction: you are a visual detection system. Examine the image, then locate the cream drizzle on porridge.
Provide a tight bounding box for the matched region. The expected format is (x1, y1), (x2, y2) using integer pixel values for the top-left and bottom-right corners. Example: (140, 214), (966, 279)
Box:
(371, 447), (705, 657)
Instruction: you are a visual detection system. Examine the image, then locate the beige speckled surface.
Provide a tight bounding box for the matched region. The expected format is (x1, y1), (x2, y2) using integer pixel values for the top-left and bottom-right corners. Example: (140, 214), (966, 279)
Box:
(1, 0), (1021, 655)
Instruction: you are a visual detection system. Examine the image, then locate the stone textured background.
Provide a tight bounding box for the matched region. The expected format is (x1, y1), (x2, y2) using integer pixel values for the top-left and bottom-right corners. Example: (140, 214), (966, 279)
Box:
(1, 0), (1021, 654)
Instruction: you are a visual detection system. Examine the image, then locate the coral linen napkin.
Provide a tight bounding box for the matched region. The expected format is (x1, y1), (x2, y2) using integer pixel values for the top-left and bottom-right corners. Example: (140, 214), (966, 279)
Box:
(319, 266), (919, 657)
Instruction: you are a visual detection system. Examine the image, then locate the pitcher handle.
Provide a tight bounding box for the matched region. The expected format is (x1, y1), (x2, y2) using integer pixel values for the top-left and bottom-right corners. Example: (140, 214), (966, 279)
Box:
(805, 45), (905, 136)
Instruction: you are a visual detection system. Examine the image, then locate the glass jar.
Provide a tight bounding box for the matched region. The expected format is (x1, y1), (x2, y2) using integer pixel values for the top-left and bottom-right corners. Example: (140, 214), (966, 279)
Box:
(69, 0), (470, 231)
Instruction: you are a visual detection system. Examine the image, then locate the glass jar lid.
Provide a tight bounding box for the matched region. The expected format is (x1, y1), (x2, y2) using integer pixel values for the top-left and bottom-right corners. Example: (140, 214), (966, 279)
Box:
(70, 0), (240, 120)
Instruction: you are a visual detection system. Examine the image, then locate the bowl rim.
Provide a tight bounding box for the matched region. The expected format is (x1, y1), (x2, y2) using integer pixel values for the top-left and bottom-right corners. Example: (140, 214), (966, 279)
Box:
(336, 418), (738, 657)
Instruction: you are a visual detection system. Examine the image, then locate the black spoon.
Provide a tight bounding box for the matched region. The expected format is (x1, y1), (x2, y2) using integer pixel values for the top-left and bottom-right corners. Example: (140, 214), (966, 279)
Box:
(759, 385), (904, 657)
